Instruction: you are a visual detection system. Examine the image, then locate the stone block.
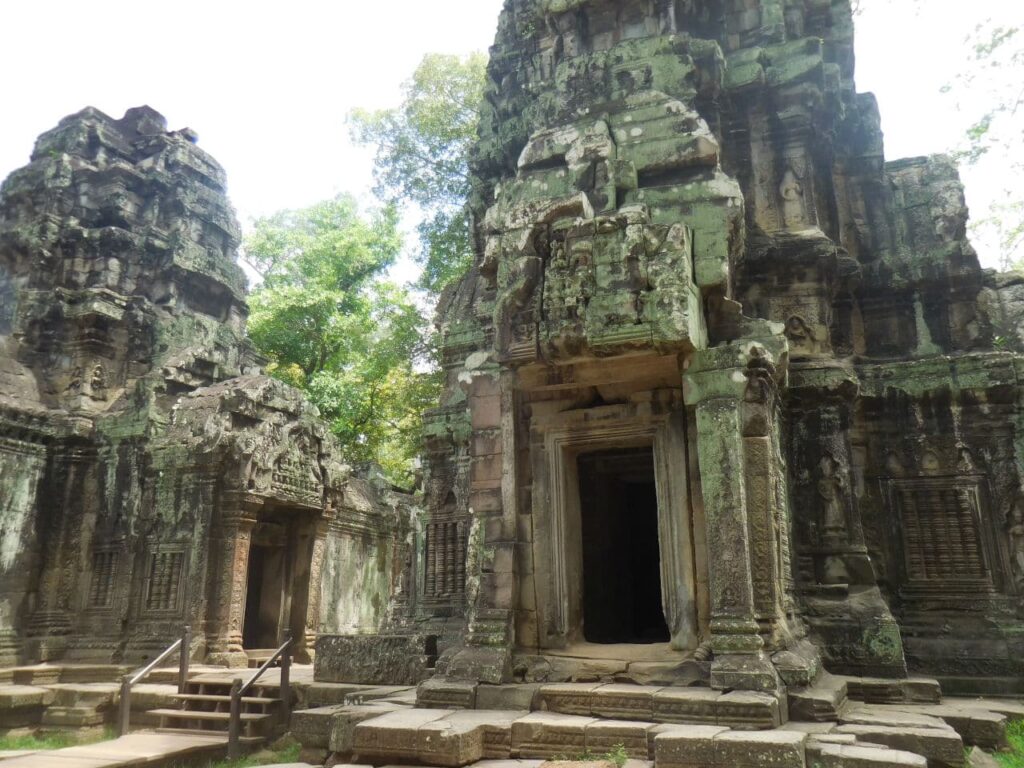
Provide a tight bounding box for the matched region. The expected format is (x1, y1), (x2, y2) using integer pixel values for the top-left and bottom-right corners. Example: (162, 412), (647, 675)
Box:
(714, 730), (806, 767)
(789, 678), (848, 722)
(651, 688), (721, 725)
(589, 685), (660, 720)
(0, 685), (53, 727)
(621, 661), (708, 687)
(418, 678), (478, 710)
(536, 683), (603, 716)
(966, 747), (1001, 768)
(328, 704), (405, 754)
(511, 712), (596, 759)
(836, 724), (965, 767)
(353, 708), (453, 762)
(292, 704), (349, 749)
(715, 691), (783, 730)
(546, 657), (628, 683)
(476, 684), (541, 711)
(653, 724), (728, 768)
(418, 712), (488, 766)
(315, 635), (436, 686)
(585, 719), (654, 759)
(818, 743), (929, 768)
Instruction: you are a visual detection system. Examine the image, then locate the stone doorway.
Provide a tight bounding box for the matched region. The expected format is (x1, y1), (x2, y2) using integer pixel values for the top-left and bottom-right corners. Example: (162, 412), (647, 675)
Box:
(578, 447), (670, 644)
(241, 513), (315, 651)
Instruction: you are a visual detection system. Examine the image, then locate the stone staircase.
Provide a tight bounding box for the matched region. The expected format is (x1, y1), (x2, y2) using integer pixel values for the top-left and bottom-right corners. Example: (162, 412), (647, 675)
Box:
(146, 677), (285, 746)
(291, 676), (1024, 768)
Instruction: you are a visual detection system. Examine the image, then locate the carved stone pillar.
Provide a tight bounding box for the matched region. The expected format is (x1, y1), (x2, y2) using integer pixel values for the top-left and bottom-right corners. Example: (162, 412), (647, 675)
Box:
(299, 514), (329, 664)
(205, 493), (260, 668)
(685, 344), (787, 693)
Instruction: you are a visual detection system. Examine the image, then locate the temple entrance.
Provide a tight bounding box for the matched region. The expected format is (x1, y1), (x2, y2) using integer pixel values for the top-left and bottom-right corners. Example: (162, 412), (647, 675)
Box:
(578, 447), (670, 644)
(241, 513), (315, 651)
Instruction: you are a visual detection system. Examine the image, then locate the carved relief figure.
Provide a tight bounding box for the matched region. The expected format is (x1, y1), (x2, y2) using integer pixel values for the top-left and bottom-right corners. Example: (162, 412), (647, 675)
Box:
(818, 455), (848, 541)
(780, 160), (807, 229)
(1009, 499), (1024, 592)
(90, 364), (107, 401)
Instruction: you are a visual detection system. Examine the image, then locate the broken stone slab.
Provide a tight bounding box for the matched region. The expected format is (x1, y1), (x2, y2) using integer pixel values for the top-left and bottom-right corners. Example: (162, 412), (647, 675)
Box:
(789, 676), (848, 722)
(817, 743), (929, 768)
(584, 718), (655, 758)
(965, 746), (1001, 768)
(885, 705), (1008, 751)
(292, 704), (355, 750)
(835, 724), (965, 767)
(619, 661), (708, 687)
(420, 709), (528, 764)
(839, 705), (955, 731)
(353, 708), (454, 762)
(327, 703), (408, 754)
(510, 711), (597, 759)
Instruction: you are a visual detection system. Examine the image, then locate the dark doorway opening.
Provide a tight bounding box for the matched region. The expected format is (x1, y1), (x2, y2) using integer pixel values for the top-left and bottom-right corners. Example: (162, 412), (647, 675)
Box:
(578, 447), (669, 644)
(241, 514), (315, 652)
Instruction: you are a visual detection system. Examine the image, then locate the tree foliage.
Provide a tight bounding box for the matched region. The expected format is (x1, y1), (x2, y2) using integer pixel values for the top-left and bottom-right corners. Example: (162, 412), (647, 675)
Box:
(245, 194), (440, 485)
(349, 52), (487, 295)
(945, 22), (1024, 269)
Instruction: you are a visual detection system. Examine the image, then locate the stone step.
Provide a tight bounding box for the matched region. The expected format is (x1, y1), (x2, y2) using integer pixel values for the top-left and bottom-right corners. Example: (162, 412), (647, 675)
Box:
(534, 683), (784, 730)
(172, 692), (279, 707)
(838, 676), (943, 705)
(294, 704), (962, 768)
(149, 707), (272, 724)
(837, 725), (965, 767)
(789, 675), (849, 722)
(154, 726), (263, 744)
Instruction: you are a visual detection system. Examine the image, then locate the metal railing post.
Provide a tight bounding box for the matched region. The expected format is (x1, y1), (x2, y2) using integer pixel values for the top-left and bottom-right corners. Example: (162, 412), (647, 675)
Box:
(280, 630), (292, 728)
(118, 674), (132, 736)
(177, 625), (191, 694)
(228, 678), (242, 760)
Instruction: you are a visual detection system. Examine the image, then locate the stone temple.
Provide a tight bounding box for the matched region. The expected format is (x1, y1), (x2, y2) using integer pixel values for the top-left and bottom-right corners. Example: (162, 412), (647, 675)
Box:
(2, 0), (1024, 765)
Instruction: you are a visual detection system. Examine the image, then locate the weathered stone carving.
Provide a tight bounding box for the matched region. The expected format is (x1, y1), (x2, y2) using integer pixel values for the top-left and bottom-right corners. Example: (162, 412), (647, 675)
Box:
(0, 107), (415, 667)
(314, 0), (1024, 700)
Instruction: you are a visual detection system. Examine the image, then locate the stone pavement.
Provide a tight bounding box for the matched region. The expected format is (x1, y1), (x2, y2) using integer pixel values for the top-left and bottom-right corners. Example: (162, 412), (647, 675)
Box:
(0, 732), (227, 766)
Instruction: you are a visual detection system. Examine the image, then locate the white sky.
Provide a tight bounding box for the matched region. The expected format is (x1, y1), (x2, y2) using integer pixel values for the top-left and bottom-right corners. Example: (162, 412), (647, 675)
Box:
(1, 0), (1020, 273)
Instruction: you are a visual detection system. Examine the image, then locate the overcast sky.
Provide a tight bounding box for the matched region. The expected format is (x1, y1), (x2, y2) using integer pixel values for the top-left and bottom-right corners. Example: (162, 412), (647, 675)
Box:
(1, 0), (1020, 272)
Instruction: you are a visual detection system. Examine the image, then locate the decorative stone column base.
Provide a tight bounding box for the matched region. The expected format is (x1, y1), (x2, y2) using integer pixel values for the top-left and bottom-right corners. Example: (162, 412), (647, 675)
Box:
(712, 651), (784, 693)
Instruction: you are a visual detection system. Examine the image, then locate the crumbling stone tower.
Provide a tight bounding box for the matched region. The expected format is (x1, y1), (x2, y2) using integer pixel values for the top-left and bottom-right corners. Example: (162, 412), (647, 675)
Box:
(0, 107), (411, 667)
(360, 0), (1024, 699)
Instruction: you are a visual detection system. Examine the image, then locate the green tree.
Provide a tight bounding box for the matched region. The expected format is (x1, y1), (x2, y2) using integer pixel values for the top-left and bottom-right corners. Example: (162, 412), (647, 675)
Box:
(245, 194), (439, 485)
(349, 52), (487, 294)
(945, 22), (1023, 269)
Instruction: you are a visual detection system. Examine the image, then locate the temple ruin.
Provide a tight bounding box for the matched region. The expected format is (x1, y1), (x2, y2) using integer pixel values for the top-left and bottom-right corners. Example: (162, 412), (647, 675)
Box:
(317, 0), (1024, 703)
(1, 0), (1024, 765)
(0, 106), (413, 670)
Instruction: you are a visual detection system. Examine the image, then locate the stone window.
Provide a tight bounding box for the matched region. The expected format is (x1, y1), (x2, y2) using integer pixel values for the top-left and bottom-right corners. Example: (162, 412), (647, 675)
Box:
(889, 477), (993, 592)
(144, 550), (185, 612)
(87, 550), (118, 608)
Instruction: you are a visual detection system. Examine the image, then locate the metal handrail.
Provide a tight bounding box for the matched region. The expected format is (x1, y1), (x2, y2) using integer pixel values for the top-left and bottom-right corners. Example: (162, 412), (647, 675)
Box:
(118, 625), (191, 736)
(228, 630), (292, 760)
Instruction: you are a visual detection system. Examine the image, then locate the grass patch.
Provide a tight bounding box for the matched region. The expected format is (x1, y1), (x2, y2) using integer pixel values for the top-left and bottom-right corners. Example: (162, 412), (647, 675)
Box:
(995, 720), (1024, 768)
(0, 727), (115, 752)
(178, 740), (302, 768)
(551, 742), (629, 767)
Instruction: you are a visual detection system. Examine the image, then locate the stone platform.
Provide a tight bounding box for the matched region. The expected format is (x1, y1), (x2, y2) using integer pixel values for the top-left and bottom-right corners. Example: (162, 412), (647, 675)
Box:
(291, 685), (1024, 768)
